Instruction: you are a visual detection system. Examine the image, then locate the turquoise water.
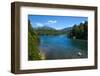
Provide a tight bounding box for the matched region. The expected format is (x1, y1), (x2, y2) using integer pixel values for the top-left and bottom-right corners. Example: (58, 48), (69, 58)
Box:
(39, 35), (88, 60)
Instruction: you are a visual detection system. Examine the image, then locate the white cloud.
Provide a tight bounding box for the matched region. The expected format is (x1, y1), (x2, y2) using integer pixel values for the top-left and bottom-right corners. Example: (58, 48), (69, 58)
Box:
(36, 23), (44, 27)
(48, 20), (57, 24)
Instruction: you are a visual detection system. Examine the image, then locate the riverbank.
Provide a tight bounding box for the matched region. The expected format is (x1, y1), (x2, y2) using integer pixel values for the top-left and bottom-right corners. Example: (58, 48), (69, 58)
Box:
(71, 38), (88, 42)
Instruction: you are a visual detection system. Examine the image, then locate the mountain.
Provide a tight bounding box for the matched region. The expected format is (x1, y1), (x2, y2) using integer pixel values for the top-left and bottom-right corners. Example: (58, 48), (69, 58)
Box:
(61, 27), (72, 32)
(33, 25), (72, 31)
(33, 25), (56, 30)
(32, 25), (72, 35)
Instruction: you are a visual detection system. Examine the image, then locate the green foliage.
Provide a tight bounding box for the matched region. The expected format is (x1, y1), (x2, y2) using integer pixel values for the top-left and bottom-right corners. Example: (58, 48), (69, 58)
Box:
(28, 20), (42, 60)
(68, 21), (88, 40)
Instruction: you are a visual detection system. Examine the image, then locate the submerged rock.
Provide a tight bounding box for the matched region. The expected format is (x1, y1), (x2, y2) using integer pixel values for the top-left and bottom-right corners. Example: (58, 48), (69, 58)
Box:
(77, 52), (82, 56)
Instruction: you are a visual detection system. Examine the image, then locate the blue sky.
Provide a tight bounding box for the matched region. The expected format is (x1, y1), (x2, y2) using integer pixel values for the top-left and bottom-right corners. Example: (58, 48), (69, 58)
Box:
(28, 15), (88, 30)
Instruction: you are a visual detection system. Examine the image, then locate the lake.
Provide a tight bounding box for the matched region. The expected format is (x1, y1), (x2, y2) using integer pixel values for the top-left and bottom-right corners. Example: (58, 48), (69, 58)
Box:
(39, 35), (88, 60)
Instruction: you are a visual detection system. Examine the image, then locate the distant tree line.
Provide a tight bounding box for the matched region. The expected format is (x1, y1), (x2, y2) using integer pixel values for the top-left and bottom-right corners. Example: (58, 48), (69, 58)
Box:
(34, 29), (66, 35)
(67, 21), (88, 40)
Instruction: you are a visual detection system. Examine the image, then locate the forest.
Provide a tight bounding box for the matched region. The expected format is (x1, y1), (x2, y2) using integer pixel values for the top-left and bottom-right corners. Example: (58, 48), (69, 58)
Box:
(67, 21), (88, 40)
(28, 20), (43, 60)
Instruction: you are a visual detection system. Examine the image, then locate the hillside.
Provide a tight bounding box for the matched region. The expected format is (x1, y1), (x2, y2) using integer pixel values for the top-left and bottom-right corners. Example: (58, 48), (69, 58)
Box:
(67, 21), (88, 40)
(33, 25), (70, 35)
(28, 20), (42, 60)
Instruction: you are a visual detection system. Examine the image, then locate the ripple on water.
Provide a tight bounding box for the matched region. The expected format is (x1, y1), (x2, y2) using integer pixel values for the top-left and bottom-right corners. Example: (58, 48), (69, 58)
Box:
(39, 35), (88, 60)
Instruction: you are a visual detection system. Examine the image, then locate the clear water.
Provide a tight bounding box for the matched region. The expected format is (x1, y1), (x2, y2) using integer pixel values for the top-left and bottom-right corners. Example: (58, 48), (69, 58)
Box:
(39, 35), (88, 60)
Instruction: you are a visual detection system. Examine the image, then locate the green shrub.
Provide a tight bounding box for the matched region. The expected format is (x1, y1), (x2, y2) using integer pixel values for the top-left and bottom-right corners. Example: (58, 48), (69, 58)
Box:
(28, 20), (42, 60)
